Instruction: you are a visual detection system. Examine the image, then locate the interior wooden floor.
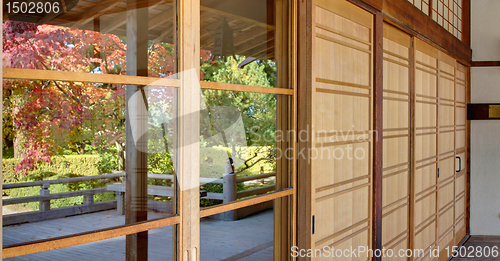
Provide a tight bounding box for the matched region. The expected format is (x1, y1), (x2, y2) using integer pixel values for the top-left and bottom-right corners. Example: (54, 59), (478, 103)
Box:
(3, 209), (274, 260)
(450, 236), (500, 260)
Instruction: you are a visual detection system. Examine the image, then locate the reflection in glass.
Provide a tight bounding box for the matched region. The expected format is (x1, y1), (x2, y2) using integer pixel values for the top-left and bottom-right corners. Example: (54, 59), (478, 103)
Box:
(200, 0), (278, 88)
(199, 90), (277, 260)
(198, 1), (289, 259)
(2, 0), (178, 259)
(200, 91), (277, 206)
(1, 79), (177, 230)
(4, 223), (174, 261)
(3, 3), (177, 77)
(200, 205), (275, 261)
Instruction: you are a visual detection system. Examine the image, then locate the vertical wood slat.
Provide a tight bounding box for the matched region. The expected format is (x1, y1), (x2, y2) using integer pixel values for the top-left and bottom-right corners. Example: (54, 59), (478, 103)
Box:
(291, 0), (299, 256)
(177, 0), (201, 259)
(125, 2), (150, 259)
(372, 11), (384, 261)
(0, 6), (3, 259)
(409, 36), (416, 261)
(297, 0), (313, 258)
(274, 0), (292, 259)
(435, 45), (442, 261)
(462, 0), (470, 46)
(465, 66), (471, 235)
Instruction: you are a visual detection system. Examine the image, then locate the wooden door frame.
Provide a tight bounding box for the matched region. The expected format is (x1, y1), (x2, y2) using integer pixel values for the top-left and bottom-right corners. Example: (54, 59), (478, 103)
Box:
(1, 0), (298, 259)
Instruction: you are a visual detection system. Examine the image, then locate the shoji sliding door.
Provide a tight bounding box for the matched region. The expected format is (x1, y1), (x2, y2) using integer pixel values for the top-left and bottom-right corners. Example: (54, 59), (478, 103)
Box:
(414, 38), (439, 261)
(454, 63), (467, 245)
(437, 52), (457, 258)
(311, 0), (373, 258)
(381, 24), (411, 260)
(412, 39), (469, 261)
(304, 2), (469, 259)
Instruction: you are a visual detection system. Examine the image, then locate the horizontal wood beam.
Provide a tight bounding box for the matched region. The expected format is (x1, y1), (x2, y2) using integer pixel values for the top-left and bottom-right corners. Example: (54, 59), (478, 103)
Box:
(200, 81), (293, 95)
(3, 68), (293, 95)
(3, 213), (179, 258)
(3, 172), (125, 189)
(380, 0), (471, 64)
(200, 188), (293, 218)
(470, 61), (500, 67)
(236, 185), (275, 199)
(346, 0), (472, 64)
(3, 68), (180, 88)
(468, 104), (500, 120)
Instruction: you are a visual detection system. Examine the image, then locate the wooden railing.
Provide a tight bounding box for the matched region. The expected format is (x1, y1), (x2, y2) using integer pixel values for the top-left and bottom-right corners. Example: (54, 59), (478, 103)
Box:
(2, 172), (126, 226)
(2, 170), (276, 225)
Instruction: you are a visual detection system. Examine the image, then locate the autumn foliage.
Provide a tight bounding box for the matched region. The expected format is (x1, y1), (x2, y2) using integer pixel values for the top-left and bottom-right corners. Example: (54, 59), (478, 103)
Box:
(3, 20), (177, 173)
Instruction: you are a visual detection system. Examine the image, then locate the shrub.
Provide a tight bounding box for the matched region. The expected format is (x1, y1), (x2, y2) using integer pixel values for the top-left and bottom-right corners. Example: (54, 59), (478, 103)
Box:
(4, 155), (106, 203)
(3, 155), (102, 185)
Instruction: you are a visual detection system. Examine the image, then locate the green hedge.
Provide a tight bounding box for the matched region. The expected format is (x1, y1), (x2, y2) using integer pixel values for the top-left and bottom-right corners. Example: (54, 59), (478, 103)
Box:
(3, 155), (102, 185)
(3, 155), (116, 210)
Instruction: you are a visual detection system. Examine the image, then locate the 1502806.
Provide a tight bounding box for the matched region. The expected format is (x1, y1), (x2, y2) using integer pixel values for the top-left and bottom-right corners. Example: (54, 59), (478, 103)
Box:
(5, 1), (60, 14)
(446, 245), (499, 258)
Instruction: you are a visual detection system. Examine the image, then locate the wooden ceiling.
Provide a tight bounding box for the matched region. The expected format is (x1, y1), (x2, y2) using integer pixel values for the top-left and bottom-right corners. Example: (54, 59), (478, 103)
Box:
(4, 0), (276, 60)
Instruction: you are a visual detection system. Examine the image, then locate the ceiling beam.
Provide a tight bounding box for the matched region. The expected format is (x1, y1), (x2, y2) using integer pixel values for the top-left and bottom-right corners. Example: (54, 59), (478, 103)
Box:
(201, 26), (268, 51)
(100, 1), (169, 34)
(101, 14), (127, 34)
(152, 26), (175, 43)
(71, 0), (124, 29)
(234, 34), (273, 54)
(200, 0), (274, 30)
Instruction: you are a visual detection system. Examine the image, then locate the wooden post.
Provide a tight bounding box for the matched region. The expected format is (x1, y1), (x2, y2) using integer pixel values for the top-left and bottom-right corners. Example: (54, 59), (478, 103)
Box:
(297, 0), (313, 257)
(125, 0), (149, 260)
(83, 194), (94, 205)
(116, 191), (125, 215)
(223, 159), (237, 221)
(176, 0), (201, 258)
(372, 12), (384, 261)
(274, 0), (292, 259)
(39, 183), (50, 212)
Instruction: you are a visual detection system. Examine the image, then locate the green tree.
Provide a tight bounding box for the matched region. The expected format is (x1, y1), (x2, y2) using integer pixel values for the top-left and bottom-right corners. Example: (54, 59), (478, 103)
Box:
(200, 56), (277, 174)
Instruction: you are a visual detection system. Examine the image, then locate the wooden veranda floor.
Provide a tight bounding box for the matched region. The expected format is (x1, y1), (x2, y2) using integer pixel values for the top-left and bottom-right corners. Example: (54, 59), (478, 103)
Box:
(3, 209), (274, 261)
(449, 236), (500, 261)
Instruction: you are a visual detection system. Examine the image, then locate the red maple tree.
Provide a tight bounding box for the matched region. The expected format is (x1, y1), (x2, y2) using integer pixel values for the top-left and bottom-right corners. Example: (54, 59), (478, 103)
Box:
(3, 20), (180, 173)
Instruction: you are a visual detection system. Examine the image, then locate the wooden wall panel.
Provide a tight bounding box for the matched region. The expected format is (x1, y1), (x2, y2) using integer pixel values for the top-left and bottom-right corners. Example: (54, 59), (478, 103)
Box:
(381, 23), (411, 261)
(311, 1), (373, 259)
